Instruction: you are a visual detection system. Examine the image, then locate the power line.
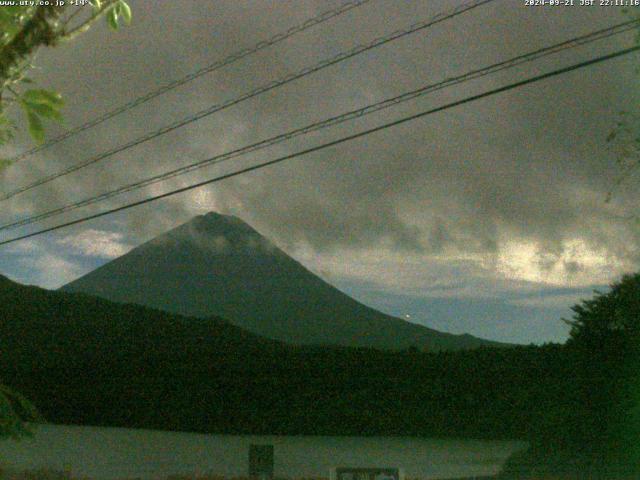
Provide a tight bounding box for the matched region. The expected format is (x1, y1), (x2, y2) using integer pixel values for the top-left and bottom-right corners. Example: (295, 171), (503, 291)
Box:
(1, 44), (637, 247)
(3, 0), (374, 165)
(0, 19), (637, 233)
(0, 0), (495, 201)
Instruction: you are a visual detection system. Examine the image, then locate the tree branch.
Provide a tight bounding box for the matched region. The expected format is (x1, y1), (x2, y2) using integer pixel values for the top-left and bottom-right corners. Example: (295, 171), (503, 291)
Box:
(59, 0), (120, 42)
(0, 6), (67, 89)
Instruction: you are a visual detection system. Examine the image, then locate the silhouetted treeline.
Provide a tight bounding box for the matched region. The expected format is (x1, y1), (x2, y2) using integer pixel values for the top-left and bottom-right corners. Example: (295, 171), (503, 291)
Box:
(500, 273), (640, 479)
(0, 274), (576, 440)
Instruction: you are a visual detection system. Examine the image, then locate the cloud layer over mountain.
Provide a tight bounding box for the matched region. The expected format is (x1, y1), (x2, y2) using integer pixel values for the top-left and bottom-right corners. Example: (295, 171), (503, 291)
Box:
(0, 0), (637, 342)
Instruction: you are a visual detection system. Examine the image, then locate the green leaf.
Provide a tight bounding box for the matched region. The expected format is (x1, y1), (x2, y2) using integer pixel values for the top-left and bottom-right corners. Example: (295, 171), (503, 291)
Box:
(23, 89), (63, 107)
(24, 102), (63, 121)
(0, 129), (15, 144)
(0, 385), (41, 439)
(0, 112), (16, 144)
(0, 112), (15, 128)
(118, 1), (132, 24)
(89, 0), (102, 13)
(0, 6), (34, 46)
(26, 111), (45, 144)
(0, 158), (13, 172)
(0, 386), (42, 422)
(0, 388), (21, 424)
(107, 7), (119, 30)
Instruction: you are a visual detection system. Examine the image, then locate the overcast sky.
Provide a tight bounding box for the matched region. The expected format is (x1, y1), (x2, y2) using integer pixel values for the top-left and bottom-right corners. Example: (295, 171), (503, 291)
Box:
(0, 0), (638, 344)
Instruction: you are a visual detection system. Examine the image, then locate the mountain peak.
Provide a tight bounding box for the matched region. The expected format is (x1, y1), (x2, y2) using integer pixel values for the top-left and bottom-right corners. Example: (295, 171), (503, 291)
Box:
(155, 211), (278, 258)
(138, 211), (261, 254)
(199, 211), (241, 223)
(185, 211), (259, 235)
(61, 214), (505, 351)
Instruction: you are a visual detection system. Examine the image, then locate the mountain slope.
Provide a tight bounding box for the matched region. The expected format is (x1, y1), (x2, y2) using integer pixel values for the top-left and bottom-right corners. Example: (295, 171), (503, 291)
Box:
(0, 272), (279, 364)
(62, 212), (504, 350)
(0, 274), (562, 438)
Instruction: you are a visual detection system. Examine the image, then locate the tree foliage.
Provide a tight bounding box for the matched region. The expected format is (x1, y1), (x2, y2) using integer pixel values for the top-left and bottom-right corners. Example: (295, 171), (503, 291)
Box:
(0, 384), (42, 439)
(0, 0), (131, 163)
(0, 273), (570, 440)
(502, 273), (640, 478)
(565, 273), (640, 467)
(0, 1), (131, 440)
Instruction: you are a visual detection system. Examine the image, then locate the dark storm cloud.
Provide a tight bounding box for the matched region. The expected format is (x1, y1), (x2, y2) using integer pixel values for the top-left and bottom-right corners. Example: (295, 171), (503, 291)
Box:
(1, 0), (638, 284)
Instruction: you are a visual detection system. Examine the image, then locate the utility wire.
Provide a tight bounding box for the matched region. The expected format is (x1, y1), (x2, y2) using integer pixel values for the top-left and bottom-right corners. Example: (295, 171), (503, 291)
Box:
(3, 0), (374, 164)
(0, 19), (637, 233)
(0, 0), (495, 201)
(1, 44), (637, 247)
